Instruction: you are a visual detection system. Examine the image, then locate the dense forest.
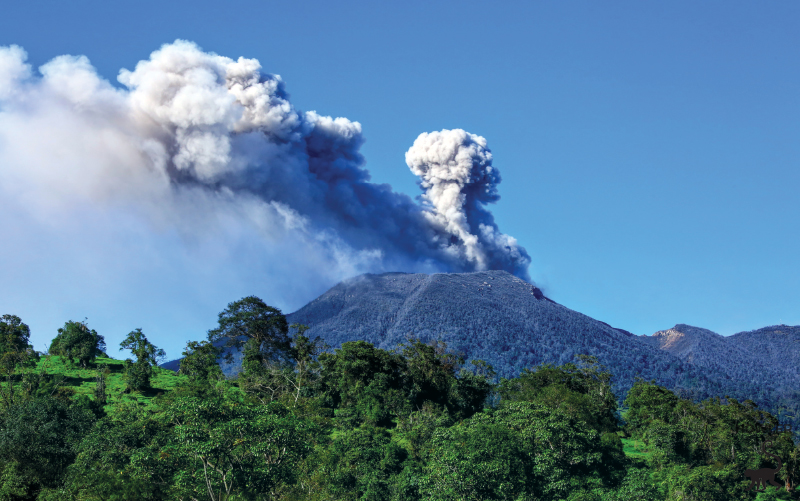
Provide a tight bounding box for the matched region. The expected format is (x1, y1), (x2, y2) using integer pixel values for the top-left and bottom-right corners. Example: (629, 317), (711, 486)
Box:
(0, 297), (798, 500)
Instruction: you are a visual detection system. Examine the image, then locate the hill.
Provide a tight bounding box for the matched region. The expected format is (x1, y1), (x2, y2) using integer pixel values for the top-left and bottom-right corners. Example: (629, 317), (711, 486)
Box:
(14, 355), (185, 412)
(637, 323), (800, 422)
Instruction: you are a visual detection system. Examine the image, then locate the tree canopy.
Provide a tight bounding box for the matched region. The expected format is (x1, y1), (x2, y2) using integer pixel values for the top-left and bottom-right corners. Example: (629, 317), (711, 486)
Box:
(49, 320), (105, 368)
(119, 328), (165, 391)
(1, 302), (798, 500)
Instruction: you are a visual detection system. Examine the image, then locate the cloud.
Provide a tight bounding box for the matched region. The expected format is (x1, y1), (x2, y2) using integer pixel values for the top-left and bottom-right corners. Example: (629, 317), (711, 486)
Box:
(0, 41), (530, 353)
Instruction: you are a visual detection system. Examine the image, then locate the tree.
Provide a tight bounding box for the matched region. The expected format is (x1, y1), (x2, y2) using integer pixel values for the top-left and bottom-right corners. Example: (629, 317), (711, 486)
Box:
(93, 366), (109, 405)
(0, 315), (38, 409)
(207, 296), (291, 371)
(119, 328), (165, 392)
(309, 425), (409, 501)
(239, 323), (330, 406)
(141, 396), (320, 500)
(498, 355), (618, 434)
(0, 315), (36, 373)
(420, 421), (528, 501)
(317, 341), (408, 428)
(0, 396), (96, 496)
(65, 401), (173, 498)
(420, 402), (625, 501)
(50, 320), (105, 368)
(401, 339), (495, 420)
(286, 323), (328, 405)
(179, 340), (222, 385)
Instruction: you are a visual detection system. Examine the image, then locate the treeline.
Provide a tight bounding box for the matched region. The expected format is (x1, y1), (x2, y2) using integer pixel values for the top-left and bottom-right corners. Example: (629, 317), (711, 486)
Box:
(0, 299), (798, 500)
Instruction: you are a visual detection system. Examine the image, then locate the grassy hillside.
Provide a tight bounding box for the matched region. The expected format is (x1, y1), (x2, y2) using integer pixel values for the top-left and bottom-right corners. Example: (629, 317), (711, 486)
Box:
(13, 354), (186, 412)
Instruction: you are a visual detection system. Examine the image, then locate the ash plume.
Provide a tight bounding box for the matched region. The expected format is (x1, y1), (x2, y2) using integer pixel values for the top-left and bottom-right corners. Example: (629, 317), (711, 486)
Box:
(0, 41), (531, 287)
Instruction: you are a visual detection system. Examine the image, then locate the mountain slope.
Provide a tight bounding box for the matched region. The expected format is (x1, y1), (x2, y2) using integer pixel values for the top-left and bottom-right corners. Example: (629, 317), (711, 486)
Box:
(636, 323), (800, 421)
(283, 271), (732, 400)
(162, 271), (797, 419)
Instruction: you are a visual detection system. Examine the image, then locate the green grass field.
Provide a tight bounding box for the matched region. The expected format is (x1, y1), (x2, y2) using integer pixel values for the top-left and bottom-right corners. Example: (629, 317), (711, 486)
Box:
(11, 354), (186, 413)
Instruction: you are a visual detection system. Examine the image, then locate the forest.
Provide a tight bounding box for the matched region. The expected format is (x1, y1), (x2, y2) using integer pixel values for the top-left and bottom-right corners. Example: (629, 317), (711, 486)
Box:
(0, 296), (798, 501)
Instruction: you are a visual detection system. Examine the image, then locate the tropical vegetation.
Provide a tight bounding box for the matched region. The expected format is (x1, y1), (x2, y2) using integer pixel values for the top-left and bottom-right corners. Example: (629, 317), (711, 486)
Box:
(0, 299), (797, 500)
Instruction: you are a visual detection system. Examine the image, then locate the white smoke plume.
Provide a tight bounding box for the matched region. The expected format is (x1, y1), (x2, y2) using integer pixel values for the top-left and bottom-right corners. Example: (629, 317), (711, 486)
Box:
(0, 41), (531, 290)
(406, 129), (529, 277)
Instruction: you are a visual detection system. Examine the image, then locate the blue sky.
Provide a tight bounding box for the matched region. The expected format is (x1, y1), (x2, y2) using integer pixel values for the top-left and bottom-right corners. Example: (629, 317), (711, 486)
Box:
(1, 1), (798, 359)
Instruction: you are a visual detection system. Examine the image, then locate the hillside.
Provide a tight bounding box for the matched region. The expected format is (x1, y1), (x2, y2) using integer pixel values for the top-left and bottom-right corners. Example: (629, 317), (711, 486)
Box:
(162, 270), (798, 420)
(637, 323), (800, 423)
(637, 324), (800, 390)
(280, 271), (741, 401)
(14, 355), (185, 412)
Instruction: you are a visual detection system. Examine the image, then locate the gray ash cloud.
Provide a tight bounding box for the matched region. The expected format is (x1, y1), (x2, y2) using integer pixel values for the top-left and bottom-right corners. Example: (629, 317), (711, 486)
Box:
(0, 40), (530, 281)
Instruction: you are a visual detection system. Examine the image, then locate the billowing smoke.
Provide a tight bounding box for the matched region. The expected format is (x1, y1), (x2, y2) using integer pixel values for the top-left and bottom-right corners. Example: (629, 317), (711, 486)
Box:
(0, 41), (530, 291)
(406, 130), (529, 277)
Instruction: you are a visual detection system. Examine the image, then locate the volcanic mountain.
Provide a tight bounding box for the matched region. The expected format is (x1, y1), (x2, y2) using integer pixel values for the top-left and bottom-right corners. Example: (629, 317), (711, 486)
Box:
(163, 271), (799, 421)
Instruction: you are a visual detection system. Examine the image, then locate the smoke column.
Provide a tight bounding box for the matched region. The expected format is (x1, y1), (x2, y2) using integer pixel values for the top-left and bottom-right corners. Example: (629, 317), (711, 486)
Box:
(0, 41), (530, 288)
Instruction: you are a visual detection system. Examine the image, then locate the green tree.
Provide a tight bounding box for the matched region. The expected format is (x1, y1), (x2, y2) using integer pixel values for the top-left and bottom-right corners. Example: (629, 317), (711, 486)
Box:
(400, 340), (494, 420)
(621, 380), (682, 435)
(65, 402), (173, 499)
(422, 402), (624, 501)
(309, 426), (410, 501)
(499, 355), (618, 434)
(50, 320), (105, 368)
(0, 315), (38, 409)
(0, 315), (36, 373)
(0, 396), (96, 497)
(208, 296), (291, 372)
(179, 340), (222, 385)
(285, 323), (328, 406)
(420, 421), (528, 501)
(317, 341), (408, 428)
(93, 366), (109, 405)
(602, 467), (663, 501)
(239, 323), (331, 408)
(139, 395), (319, 500)
(119, 328), (165, 392)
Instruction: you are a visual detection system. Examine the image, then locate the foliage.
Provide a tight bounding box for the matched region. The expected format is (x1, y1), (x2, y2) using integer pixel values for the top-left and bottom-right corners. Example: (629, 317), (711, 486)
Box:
(498, 355), (618, 433)
(179, 340), (222, 383)
(0, 315), (38, 410)
(1, 301), (800, 500)
(208, 296), (291, 371)
(0, 315), (37, 375)
(119, 328), (165, 392)
(50, 320), (105, 368)
(93, 366), (109, 405)
(235, 324), (329, 407)
(139, 394), (321, 500)
(420, 420), (528, 500)
(309, 426), (409, 501)
(0, 396), (96, 497)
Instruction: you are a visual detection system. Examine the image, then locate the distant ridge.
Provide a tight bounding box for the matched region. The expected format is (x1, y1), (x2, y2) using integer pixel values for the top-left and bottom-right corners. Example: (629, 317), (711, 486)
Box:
(636, 323), (800, 415)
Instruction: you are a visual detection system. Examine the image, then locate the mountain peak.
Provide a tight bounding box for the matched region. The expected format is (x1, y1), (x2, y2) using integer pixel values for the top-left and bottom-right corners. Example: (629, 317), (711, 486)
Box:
(640, 324), (724, 359)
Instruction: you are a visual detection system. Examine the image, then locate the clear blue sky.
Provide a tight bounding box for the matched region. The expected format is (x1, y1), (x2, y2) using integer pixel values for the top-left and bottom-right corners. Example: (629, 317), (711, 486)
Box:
(1, 1), (798, 359)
